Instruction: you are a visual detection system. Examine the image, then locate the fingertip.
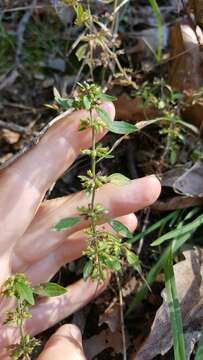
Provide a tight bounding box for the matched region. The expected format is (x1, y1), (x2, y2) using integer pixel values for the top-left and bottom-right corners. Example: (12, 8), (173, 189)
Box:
(55, 324), (82, 344)
(144, 175), (161, 202)
(101, 102), (115, 121)
(122, 213), (138, 232)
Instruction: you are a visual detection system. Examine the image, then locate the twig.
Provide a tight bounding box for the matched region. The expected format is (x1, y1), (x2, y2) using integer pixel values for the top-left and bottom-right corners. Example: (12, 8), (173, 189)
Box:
(112, 0), (130, 17)
(15, 0), (37, 66)
(1, 5), (50, 13)
(0, 0), (37, 91)
(137, 208), (151, 256)
(116, 274), (127, 360)
(0, 120), (30, 135)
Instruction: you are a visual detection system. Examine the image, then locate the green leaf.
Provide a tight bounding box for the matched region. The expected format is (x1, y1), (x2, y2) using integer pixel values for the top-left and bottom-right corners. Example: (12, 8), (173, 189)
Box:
(76, 43), (88, 61)
(164, 247), (186, 360)
(129, 210), (180, 244)
(108, 173), (130, 186)
(151, 213), (203, 246)
(53, 87), (73, 109)
(148, 0), (163, 62)
(126, 250), (141, 272)
(83, 261), (93, 280)
(52, 216), (81, 232)
(105, 256), (121, 272)
(127, 207), (199, 315)
(96, 107), (137, 134)
(99, 93), (117, 102)
(15, 281), (35, 306)
(109, 219), (133, 238)
(34, 282), (67, 297)
(195, 330), (203, 359)
(83, 95), (91, 110)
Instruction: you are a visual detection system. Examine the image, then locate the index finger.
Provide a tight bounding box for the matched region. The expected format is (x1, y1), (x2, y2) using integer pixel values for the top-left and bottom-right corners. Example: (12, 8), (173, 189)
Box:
(0, 102), (115, 254)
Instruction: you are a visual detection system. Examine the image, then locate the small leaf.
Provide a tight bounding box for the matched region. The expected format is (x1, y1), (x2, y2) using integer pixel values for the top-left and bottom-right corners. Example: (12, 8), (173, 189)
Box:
(53, 87), (74, 109)
(96, 107), (137, 134)
(15, 281), (35, 306)
(99, 93), (117, 102)
(105, 256), (121, 271)
(76, 44), (88, 61)
(109, 219), (133, 238)
(126, 250), (141, 272)
(83, 95), (91, 110)
(108, 173), (130, 186)
(34, 282), (67, 297)
(83, 261), (93, 280)
(53, 87), (60, 100)
(52, 216), (81, 232)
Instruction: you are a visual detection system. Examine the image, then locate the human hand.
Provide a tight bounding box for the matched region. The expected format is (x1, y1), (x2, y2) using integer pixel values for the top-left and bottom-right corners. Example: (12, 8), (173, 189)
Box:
(38, 324), (86, 360)
(0, 102), (161, 357)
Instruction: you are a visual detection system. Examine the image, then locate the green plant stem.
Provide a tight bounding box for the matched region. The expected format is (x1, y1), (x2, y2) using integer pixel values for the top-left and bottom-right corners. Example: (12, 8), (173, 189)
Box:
(17, 299), (30, 360)
(87, 0), (94, 81)
(111, 0), (119, 34)
(89, 109), (102, 279)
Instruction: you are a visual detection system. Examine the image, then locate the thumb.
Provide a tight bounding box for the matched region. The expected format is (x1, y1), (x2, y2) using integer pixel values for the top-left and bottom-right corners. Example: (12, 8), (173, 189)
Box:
(37, 324), (86, 360)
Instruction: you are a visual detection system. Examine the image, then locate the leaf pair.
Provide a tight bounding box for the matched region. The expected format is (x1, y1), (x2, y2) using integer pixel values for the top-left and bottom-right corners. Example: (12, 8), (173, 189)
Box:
(15, 278), (67, 306)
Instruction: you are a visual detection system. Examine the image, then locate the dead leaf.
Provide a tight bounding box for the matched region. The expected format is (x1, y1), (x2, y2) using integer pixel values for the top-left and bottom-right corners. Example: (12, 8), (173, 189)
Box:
(84, 329), (124, 359)
(151, 196), (203, 212)
(0, 153), (13, 165)
(135, 247), (203, 359)
(115, 93), (159, 123)
(189, 0), (203, 28)
(162, 161), (203, 197)
(174, 160), (203, 196)
(0, 129), (20, 144)
(99, 303), (120, 332)
(169, 23), (203, 91)
(169, 23), (203, 130)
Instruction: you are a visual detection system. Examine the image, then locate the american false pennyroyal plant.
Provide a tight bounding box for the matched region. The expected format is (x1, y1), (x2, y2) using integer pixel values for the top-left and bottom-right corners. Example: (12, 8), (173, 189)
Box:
(1, 82), (160, 359)
(52, 82), (142, 281)
(1, 274), (67, 359)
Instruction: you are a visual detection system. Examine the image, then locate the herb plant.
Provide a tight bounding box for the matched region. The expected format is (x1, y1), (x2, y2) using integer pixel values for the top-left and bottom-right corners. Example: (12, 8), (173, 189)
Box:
(2, 274), (66, 359)
(53, 82), (141, 281)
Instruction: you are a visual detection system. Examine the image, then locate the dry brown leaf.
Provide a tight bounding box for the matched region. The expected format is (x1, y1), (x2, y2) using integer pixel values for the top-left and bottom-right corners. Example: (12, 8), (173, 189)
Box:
(0, 129), (20, 144)
(169, 23), (203, 130)
(169, 23), (203, 91)
(162, 161), (203, 197)
(134, 247), (203, 360)
(99, 303), (120, 333)
(0, 153), (13, 165)
(151, 196), (203, 211)
(114, 93), (158, 123)
(84, 329), (124, 359)
(189, 0), (203, 28)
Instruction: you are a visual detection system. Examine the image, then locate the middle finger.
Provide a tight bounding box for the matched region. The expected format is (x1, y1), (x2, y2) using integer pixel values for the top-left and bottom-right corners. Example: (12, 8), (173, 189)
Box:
(13, 175), (160, 266)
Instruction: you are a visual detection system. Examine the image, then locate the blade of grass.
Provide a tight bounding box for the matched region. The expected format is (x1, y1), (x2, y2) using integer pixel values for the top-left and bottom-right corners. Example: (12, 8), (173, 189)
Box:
(195, 330), (203, 359)
(148, 0), (163, 62)
(126, 208), (199, 315)
(164, 246), (186, 360)
(151, 213), (203, 247)
(129, 210), (180, 244)
(126, 231), (191, 315)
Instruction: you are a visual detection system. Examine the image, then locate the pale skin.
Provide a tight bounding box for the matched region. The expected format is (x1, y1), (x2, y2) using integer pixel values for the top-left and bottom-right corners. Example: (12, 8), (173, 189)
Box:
(0, 102), (161, 359)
